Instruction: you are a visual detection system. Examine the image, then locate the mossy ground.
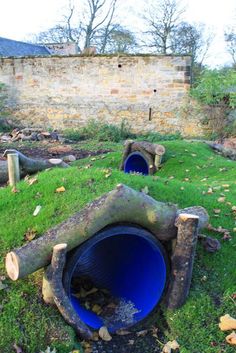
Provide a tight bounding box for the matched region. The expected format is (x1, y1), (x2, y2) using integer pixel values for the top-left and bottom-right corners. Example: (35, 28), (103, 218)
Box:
(0, 140), (235, 353)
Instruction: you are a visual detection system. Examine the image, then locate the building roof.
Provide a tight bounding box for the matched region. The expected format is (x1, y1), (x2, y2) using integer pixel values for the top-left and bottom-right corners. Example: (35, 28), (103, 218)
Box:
(0, 37), (51, 57)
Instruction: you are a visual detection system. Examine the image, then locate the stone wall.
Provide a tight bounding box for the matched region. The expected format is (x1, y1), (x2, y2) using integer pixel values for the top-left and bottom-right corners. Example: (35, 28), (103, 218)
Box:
(0, 55), (206, 136)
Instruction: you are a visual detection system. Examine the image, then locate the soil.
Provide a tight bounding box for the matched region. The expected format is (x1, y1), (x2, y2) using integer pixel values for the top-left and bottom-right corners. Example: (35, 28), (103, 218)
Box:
(0, 143), (111, 161)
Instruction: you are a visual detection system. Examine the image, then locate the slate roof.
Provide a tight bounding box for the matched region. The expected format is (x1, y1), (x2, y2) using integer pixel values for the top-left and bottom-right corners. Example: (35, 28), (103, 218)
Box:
(0, 37), (51, 57)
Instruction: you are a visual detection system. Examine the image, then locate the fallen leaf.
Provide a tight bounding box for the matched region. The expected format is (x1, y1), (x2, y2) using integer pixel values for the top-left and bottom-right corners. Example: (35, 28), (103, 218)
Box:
(25, 176), (38, 185)
(213, 209), (221, 214)
(128, 340), (135, 345)
(219, 314), (236, 331)
(226, 331), (236, 345)
(136, 330), (148, 337)
(162, 340), (180, 353)
(92, 304), (102, 315)
(218, 197), (226, 203)
(207, 188), (213, 194)
(13, 343), (24, 353)
(98, 326), (112, 341)
(55, 186), (65, 193)
(33, 205), (42, 216)
(24, 228), (37, 241)
(116, 329), (132, 336)
(141, 186), (149, 194)
(105, 173), (112, 178)
(11, 187), (20, 193)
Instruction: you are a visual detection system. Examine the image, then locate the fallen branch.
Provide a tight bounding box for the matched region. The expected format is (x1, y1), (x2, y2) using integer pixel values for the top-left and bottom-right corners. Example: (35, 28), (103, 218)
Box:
(0, 149), (69, 184)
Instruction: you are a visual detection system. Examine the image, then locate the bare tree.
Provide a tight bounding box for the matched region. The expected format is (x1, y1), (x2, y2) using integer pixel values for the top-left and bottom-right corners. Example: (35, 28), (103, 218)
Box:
(144, 0), (185, 54)
(225, 28), (236, 66)
(31, 0), (118, 53)
(83, 0), (118, 49)
(171, 22), (213, 66)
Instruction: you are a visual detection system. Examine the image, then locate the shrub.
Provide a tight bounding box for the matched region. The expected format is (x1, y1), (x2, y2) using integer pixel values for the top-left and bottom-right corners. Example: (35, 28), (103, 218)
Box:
(64, 119), (135, 142)
(138, 131), (182, 142)
(0, 82), (11, 132)
(191, 68), (236, 108)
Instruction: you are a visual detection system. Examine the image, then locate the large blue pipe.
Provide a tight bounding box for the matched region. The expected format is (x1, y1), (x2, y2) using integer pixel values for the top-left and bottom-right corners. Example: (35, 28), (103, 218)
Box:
(63, 225), (168, 332)
(124, 152), (149, 175)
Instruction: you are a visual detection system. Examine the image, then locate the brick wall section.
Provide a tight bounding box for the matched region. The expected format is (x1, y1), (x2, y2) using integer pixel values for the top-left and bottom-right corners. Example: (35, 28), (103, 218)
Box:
(0, 55), (206, 136)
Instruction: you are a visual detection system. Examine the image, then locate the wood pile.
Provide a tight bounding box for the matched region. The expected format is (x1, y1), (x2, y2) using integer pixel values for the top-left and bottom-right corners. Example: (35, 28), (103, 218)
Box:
(0, 128), (63, 143)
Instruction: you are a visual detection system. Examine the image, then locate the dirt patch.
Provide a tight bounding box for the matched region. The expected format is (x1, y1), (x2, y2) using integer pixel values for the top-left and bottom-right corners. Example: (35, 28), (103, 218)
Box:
(0, 144), (112, 161)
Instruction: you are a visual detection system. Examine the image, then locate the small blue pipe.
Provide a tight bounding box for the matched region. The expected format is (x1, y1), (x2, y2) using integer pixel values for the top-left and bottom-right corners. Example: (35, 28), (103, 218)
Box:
(63, 225), (168, 332)
(124, 152), (149, 175)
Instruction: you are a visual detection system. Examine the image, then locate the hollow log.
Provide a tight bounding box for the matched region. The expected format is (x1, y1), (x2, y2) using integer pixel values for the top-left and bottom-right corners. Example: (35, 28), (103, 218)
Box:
(46, 244), (93, 339)
(166, 214), (199, 309)
(0, 149), (69, 184)
(5, 184), (209, 281)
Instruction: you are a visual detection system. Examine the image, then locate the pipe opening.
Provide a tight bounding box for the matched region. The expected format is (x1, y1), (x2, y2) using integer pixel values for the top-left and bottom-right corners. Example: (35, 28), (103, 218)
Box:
(124, 152), (149, 175)
(63, 225), (168, 332)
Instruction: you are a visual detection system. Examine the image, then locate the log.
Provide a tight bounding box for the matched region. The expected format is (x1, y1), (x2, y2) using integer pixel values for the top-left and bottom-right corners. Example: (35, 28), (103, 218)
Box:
(7, 153), (20, 186)
(131, 141), (165, 156)
(5, 184), (209, 281)
(119, 140), (133, 170)
(207, 142), (236, 161)
(166, 214), (199, 309)
(45, 244), (93, 339)
(5, 184), (178, 280)
(0, 149), (69, 184)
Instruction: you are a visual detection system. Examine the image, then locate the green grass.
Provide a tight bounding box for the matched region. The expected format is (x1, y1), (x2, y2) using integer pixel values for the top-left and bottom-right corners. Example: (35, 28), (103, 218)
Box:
(0, 140), (236, 353)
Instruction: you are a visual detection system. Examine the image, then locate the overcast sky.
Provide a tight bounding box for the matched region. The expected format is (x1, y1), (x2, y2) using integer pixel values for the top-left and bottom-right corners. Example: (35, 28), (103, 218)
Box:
(0, 0), (235, 67)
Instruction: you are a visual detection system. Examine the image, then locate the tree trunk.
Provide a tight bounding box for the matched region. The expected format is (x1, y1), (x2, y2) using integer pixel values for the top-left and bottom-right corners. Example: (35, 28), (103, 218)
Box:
(0, 149), (69, 184)
(46, 244), (93, 339)
(166, 213), (199, 309)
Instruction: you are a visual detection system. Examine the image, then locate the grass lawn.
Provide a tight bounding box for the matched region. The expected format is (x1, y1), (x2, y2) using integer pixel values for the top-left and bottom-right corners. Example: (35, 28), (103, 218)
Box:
(0, 140), (235, 353)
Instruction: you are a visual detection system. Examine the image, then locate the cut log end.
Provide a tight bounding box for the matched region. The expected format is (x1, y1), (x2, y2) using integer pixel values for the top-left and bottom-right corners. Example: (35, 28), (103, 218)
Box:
(177, 213), (200, 222)
(5, 252), (19, 281)
(54, 243), (68, 251)
(48, 158), (63, 165)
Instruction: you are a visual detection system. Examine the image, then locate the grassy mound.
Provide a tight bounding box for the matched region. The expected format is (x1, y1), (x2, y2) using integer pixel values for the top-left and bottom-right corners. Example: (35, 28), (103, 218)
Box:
(0, 140), (235, 353)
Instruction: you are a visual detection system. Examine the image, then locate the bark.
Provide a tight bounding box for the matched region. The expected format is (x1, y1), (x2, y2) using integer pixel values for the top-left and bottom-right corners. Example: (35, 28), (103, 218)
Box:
(166, 213), (199, 309)
(119, 140), (134, 170)
(46, 244), (93, 339)
(131, 141), (165, 156)
(0, 149), (69, 184)
(5, 184), (209, 281)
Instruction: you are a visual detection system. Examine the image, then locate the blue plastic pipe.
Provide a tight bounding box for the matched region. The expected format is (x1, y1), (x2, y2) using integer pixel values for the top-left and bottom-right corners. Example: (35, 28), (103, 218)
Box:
(124, 151), (149, 175)
(63, 225), (168, 332)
